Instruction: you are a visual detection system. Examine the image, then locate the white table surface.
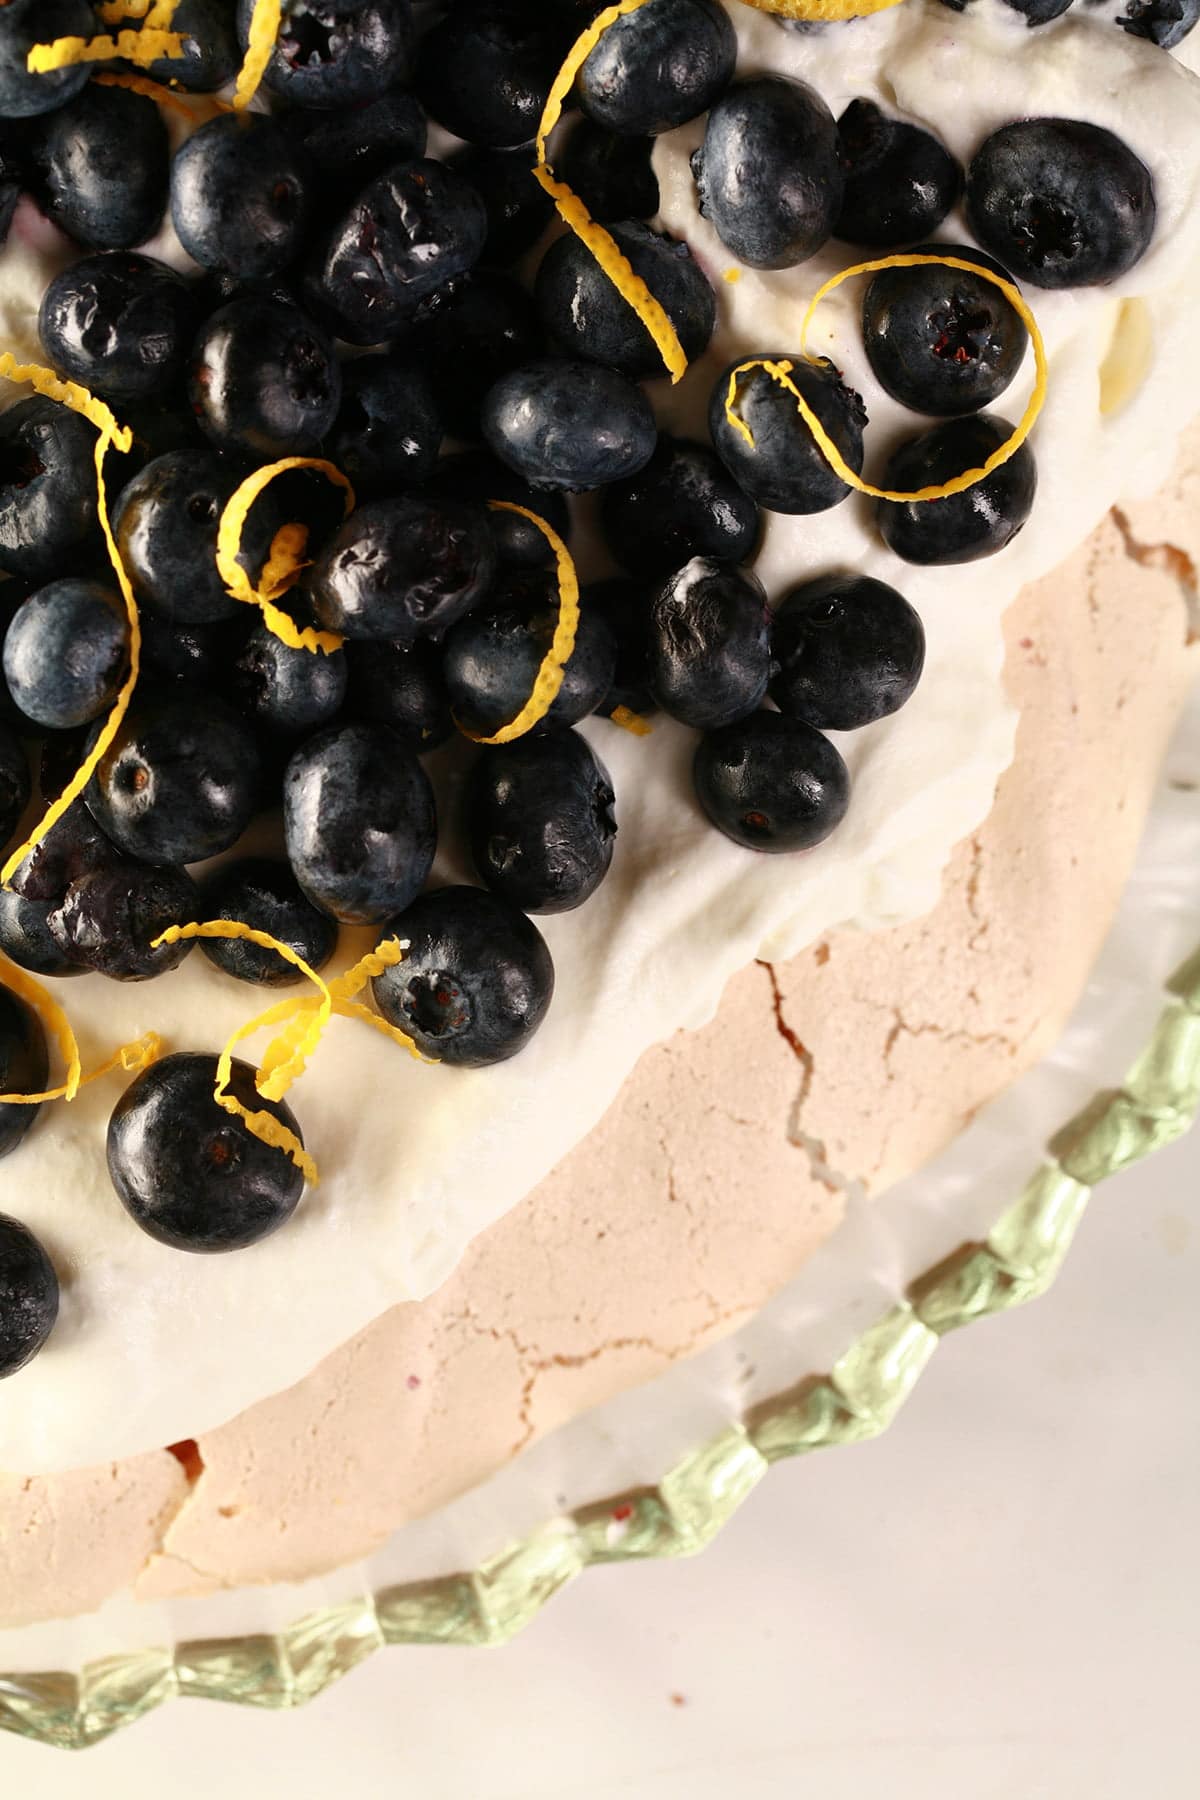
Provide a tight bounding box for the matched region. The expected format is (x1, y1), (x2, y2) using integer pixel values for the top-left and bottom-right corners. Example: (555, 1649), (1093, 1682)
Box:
(4, 1123), (1197, 1796)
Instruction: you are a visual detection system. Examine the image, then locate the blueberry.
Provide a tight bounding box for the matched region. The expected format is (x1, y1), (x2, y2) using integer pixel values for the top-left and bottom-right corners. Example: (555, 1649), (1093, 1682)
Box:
(113, 450), (240, 626)
(966, 119), (1156, 289)
(0, 396), (98, 584)
(443, 572), (617, 738)
(171, 113), (310, 282)
(420, 272), (543, 439)
(7, 801), (119, 904)
(4, 579), (128, 731)
(0, 888), (86, 978)
(559, 119), (659, 224)
(693, 77), (843, 270)
(709, 354), (866, 516)
(0, 988), (47, 1163)
(108, 1052), (307, 1252)
(834, 100), (961, 249)
(48, 863), (198, 981)
(30, 82), (168, 250)
(284, 90), (426, 202)
(234, 0), (414, 109)
(1001, 0), (1075, 19)
(1119, 0), (1200, 45)
(306, 159), (487, 345)
(694, 712), (850, 853)
(0, 719), (29, 848)
(534, 221), (715, 380)
(647, 559), (771, 731)
(587, 577), (657, 717)
(87, 689), (263, 865)
(344, 637), (452, 752)
(427, 450), (571, 572)
(466, 727), (616, 913)
(284, 721), (436, 923)
(326, 356), (441, 495)
(189, 297), (342, 459)
(140, 613), (249, 687)
(483, 358), (656, 492)
(230, 619), (347, 736)
(146, 0), (241, 90)
(771, 574), (925, 731)
(0, 0), (96, 121)
(198, 858), (338, 986)
(39, 253), (196, 408)
(450, 146), (556, 264)
(877, 414), (1038, 565)
(0, 135), (23, 250)
(862, 244), (1029, 417)
(311, 494), (496, 643)
(372, 884), (554, 1066)
(601, 436), (759, 579)
(0, 1214), (57, 1377)
(416, 0), (571, 148)
(576, 0), (736, 137)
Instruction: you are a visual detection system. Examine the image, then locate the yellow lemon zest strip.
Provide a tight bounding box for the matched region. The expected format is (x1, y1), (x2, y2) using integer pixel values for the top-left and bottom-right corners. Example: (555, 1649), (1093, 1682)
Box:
(93, 69), (231, 115)
(536, 0), (687, 385)
(0, 958), (84, 1103)
(215, 457), (354, 654)
(724, 254), (1047, 504)
(27, 27), (187, 72)
(609, 704), (653, 737)
(0, 360), (141, 889)
(734, 0), (906, 17)
(275, 938), (431, 1063)
(233, 0), (282, 110)
(457, 503), (580, 745)
(98, 0), (155, 21)
(260, 522), (311, 602)
(0, 1028), (162, 1107)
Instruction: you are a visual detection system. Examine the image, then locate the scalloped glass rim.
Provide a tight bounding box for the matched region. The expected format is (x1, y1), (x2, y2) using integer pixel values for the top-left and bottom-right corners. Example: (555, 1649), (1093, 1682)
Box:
(3, 743), (1199, 1749)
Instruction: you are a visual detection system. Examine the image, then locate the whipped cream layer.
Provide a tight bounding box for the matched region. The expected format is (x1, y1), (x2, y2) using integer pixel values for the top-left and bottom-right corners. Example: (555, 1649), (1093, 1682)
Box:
(1, 3), (1198, 1474)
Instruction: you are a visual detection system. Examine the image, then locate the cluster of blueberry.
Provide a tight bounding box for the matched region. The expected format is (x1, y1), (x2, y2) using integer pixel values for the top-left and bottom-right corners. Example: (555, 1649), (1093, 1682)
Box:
(0, 0), (1172, 1366)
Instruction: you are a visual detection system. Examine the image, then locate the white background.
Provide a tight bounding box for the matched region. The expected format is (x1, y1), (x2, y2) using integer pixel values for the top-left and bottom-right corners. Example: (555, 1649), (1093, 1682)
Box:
(3, 1122), (1197, 1796)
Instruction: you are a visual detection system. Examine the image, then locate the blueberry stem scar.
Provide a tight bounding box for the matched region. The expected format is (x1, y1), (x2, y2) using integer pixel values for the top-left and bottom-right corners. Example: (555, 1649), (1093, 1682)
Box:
(723, 254), (1048, 504)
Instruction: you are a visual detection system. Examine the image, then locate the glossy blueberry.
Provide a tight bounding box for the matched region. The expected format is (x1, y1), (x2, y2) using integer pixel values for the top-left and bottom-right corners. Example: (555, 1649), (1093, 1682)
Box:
(146, 0), (241, 89)
(108, 1052), (306, 1252)
(7, 802), (119, 904)
(862, 244), (1029, 417)
(535, 222), (715, 380)
(416, 0), (570, 147)
(39, 253), (196, 408)
(647, 560), (771, 731)
(587, 577), (657, 717)
(577, 0), (736, 136)
(0, 397), (98, 584)
(771, 574), (925, 731)
(48, 864), (198, 981)
(694, 77), (843, 270)
(311, 494), (496, 644)
(306, 159), (487, 345)
(483, 359), (656, 492)
(877, 414), (1038, 565)
(601, 437), (759, 579)
(1119, 0), (1200, 45)
(327, 355), (442, 494)
(466, 728), (616, 913)
(709, 355), (866, 516)
(87, 689), (263, 865)
(0, 1214), (57, 1377)
(694, 712), (850, 854)
(235, 0), (414, 108)
(835, 100), (961, 248)
(4, 579), (128, 731)
(171, 113), (310, 282)
(230, 620), (347, 736)
(344, 638), (452, 752)
(285, 89), (426, 204)
(198, 858), (338, 986)
(113, 451), (240, 626)
(0, 0), (95, 121)
(0, 888), (87, 979)
(0, 989), (47, 1163)
(559, 119), (659, 223)
(189, 297), (342, 459)
(373, 885), (554, 1066)
(966, 119), (1156, 289)
(420, 272), (543, 441)
(30, 82), (168, 250)
(427, 451), (571, 572)
(0, 720), (29, 849)
(450, 146), (555, 264)
(444, 572), (617, 738)
(285, 722), (436, 923)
